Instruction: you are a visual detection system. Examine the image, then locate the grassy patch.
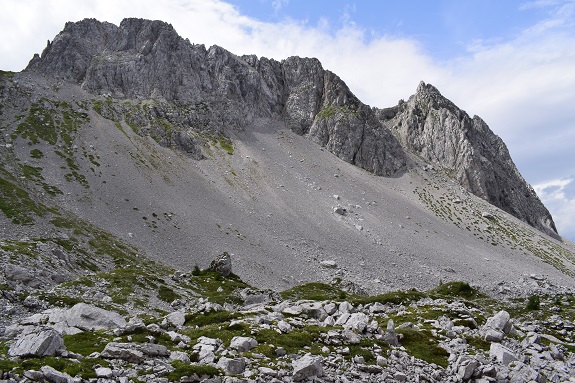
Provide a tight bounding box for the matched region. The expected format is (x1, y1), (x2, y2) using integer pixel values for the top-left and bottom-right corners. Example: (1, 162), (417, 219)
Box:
(63, 331), (114, 355)
(185, 310), (241, 328)
(166, 362), (221, 381)
(280, 282), (349, 301)
(158, 285), (180, 303)
(396, 328), (449, 367)
(187, 271), (250, 305)
(352, 288), (426, 306)
(254, 325), (327, 357)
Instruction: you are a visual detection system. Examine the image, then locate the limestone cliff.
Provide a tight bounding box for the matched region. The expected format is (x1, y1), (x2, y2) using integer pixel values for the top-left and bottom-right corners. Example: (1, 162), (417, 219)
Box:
(377, 82), (557, 237)
(25, 18), (557, 236)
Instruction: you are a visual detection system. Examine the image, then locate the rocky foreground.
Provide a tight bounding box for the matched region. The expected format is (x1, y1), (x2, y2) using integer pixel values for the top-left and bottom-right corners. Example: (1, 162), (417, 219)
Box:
(1, 254), (575, 383)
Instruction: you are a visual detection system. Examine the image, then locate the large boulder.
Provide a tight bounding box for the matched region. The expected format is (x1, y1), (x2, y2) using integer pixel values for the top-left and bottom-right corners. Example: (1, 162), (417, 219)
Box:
(208, 252), (232, 277)
(40, 366), (74, 383)
(217, 357), (246, 375)
(63, 303), (127, 331)
(229, 336), (258, 352)
(8, 328), (64, 357)
(292, 353), (323, 381)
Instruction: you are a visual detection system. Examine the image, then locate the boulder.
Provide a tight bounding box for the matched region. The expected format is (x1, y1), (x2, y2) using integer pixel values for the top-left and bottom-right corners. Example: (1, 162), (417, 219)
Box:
(56, 303), (126, 332)
(40, 366), (73, 383)
(485, 310), (511, 333)
(163, 311), (186, 328)
(230, 336), (258, 352)
(383, 319), (399, 347)
(217, 357), (246, 375)
(101, 342), (144, 364)
(170, 351), (191, 363)
(277, 320), (292, 333)
(94, 367), (113, 378)
(208, 252), (232, 277)
(8, 328), (64, 357)
(484, 328), (505, 343)
(489, 343), (517, 365)
(320, 260), (337, 268)
(343, 313), (369, 333)
(292, 353), (323, 381)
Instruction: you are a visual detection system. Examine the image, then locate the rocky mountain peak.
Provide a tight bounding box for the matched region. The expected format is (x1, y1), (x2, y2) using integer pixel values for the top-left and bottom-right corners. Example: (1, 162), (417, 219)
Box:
(384, 82), (558, 237)
(23, 18), (557, 236)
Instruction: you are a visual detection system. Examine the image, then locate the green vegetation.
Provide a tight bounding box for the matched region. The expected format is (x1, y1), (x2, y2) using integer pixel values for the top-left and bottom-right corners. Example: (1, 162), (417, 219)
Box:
(396, 328), (449, 367)
(64, 331), (114, 355)
(0, 165), (52, 224)
(526, 295), (541, 310)
(280, 282), (350, 301)
(254, 325), (328, 357)
(187, 270), (250, 305)
(167, 362), (221, 381)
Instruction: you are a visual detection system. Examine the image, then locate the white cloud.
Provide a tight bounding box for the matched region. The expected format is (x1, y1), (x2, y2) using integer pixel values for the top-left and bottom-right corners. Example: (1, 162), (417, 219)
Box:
(534, 178), (575, 239)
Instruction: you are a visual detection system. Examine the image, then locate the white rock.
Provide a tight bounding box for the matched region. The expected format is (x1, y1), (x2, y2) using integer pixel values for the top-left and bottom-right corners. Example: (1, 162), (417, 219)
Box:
(40, 366), (74, 383)
(320, 260), (337, 268)
(292, 353), (323, 381)
(162, 311), (186, 328)
(489, 343), (517, 365)
(230, 336), (258, 352)
(277, 320), (292, 333)
(94, 367), (113, 378)
(8, 328), (64, 357)
(343, 313), (369, 333)
(217, 356), (246, 375)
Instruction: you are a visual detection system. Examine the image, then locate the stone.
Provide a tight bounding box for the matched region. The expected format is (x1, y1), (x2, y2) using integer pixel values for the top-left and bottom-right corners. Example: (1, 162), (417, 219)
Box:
(320, 260), (337, 268)
(456, 359), (479, 381)
(277, 320), (292, 333)
(217, 357), (246, 375)
(208, 252), (232, 277)
(40, 366), (74, 383)
(484, 328), (505, 342)
(485, 310), (511, 333)
(170, 351), (191, 363)
(343, 312), (369, 333)
(258, 367), (277, 377)
(101, 342), (144, 364)
(292, 353), (323, 381)
(8, 328), (64, 357)
(94, 367), (113, 378)
(59, 303), (127, 331)
(333, 206), (347, 215)
(230, 336), (258, 352)
(383, 319), (399, 347)
(163, 311), (186, 328)
(489, 343), (517, 365)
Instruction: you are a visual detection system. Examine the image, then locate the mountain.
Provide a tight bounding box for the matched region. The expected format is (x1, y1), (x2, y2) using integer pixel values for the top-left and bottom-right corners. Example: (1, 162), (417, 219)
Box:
(2, 17), (575, 383)
(1, 17), (574, 292)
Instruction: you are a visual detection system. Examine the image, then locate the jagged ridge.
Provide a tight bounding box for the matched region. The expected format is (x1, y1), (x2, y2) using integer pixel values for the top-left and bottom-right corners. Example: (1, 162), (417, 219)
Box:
(25, 17), (556, 236)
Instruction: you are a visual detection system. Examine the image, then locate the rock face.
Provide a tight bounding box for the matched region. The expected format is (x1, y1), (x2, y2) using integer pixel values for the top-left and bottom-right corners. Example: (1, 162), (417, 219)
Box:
(378, 82), (557, 237)
(8, 328), (64, 357)
(25, 17), (556, 236)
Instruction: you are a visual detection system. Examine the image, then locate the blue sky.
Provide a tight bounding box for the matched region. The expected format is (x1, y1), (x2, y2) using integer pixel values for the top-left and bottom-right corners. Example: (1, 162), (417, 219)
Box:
(229, 0), (548, 60)
(1, 0), (574, 241)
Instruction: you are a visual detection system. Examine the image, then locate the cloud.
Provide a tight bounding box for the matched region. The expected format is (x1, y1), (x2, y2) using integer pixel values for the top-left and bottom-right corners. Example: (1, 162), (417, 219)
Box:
(534, 178), (575, 239)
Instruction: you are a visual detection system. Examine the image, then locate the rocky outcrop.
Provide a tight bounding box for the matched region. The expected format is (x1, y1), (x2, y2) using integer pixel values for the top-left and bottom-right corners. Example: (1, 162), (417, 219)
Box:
(378, 82), (558, 237)
(25, 18), (406, 177)
(25, 18), (555, 236)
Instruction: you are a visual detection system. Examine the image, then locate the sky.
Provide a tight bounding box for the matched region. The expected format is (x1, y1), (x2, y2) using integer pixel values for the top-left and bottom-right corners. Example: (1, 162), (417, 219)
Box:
(1, 0), (574, 241)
